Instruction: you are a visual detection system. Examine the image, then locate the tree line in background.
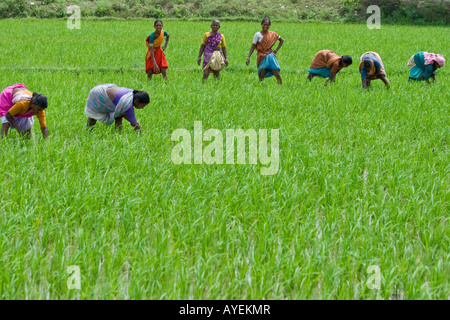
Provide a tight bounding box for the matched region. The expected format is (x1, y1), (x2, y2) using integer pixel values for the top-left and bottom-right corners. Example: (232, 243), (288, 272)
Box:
(0, 0), (448, 24)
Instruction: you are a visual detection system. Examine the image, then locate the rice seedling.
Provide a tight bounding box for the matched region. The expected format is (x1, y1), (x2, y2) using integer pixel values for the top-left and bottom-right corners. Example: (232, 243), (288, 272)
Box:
(0, 20), (448, 299)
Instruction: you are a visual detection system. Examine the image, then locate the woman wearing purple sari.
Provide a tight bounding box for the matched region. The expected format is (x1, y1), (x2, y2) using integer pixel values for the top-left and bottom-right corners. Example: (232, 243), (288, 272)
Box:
(197, 20), (228, 82)
(85, 84), (149, 131)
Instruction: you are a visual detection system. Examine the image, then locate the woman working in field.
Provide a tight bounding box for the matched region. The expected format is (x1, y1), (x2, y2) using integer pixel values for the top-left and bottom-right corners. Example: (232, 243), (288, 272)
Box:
(246, 18), (284, 84)
(85, 84), (149, 131)
(307, 50), (352, 85)
(198, 20), (229, 82)
(145, 19), (170, 80)
(0, 84), (48, 139)
(408, 51), (445, 83)
(359, 51), (390, 89)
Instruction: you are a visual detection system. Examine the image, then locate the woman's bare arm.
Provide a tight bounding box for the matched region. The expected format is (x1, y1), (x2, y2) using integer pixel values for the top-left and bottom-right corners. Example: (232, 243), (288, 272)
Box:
(246, 44), (257, 66)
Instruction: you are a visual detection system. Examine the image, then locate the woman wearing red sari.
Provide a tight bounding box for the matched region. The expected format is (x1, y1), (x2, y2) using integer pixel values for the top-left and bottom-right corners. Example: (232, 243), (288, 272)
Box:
(246, 18), (284, 84)
(145, 20), (170, 80)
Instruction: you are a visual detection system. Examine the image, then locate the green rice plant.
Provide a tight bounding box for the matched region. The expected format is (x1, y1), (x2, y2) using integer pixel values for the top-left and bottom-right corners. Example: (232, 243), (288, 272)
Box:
(0, 20), (448, 300)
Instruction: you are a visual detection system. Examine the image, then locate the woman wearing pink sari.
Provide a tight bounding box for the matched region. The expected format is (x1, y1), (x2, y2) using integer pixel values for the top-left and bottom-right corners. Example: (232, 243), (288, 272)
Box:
(198, 20), (228, 82)
(0, 84), (48, 139)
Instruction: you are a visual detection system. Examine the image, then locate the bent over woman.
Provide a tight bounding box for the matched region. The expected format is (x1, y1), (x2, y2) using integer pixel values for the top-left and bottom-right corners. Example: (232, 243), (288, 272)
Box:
(408, 51), (445, 83)
(0, 84), (48, 139)
(307, 50), (352, 85)
(85, 84), (149, 131)
(359, 51), (390, 89)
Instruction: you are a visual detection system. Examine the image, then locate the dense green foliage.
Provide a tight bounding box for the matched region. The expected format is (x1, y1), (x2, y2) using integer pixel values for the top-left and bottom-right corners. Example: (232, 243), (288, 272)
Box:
(0, 0), (449, 24)
(0, 20), (449, 299)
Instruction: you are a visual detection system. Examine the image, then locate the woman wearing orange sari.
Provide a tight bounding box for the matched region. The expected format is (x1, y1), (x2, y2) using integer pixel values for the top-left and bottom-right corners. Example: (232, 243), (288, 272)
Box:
(145, 20), (170, 80)
(246, 18), (284, 84)
(307, 50), (352, 85)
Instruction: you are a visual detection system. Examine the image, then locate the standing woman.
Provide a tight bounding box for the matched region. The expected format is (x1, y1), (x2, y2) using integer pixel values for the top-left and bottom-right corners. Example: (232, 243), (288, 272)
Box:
(0, 84), (48, 139)
(145, 19), (170, 80)
(408, 51), (445, 83)
(246, 18), (284, 84)
(307, 50), (352, 85)
(359, 51), (390, 89)
(198, 20), (229, 82)
(85, 84), (149, 131)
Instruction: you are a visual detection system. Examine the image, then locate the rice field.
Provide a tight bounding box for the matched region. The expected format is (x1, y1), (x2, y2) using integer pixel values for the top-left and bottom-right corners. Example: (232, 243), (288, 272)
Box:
(0, 19), (449, 300)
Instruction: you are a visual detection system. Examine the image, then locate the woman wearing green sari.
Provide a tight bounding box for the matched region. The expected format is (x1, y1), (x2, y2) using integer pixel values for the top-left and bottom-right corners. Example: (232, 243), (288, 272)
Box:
(408, 51), (445, 83)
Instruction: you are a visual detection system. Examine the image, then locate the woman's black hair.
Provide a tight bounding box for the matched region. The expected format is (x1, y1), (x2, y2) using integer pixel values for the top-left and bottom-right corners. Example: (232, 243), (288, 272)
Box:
(31, 92), (48, 109)
(363, 58), (373, 70)
(432, 61), (438, 70)
(261, 18), (271, 25)
(211, 19), (220, 25)
(342, 55), (353, 65)
(133, 90), (150, 104)
(154, 19), (163, 27)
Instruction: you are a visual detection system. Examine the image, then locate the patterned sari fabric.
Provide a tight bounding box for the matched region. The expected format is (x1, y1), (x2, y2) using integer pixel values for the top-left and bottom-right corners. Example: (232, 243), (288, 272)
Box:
(423, 52), (445, 67)
(145, 30), (169, 74)
(85, 84), (134, 125)
(256, 31), (280, 78)
(203, 32), (224, 71)
(308, 50), (342, 78)
(359, 51), (386, 80)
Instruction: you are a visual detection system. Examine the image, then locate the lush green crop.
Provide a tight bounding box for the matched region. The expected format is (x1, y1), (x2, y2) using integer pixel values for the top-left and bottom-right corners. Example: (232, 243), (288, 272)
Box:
(0, 20), (448, 299)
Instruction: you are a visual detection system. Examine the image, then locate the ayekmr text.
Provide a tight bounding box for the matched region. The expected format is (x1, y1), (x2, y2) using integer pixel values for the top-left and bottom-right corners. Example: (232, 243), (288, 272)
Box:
(179, 304), (271, 317)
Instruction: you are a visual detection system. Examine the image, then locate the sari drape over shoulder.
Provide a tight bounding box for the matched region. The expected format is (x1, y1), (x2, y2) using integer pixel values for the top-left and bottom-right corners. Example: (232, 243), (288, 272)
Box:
(0, 84), (28, 117)
(145, 30), (169, 74)
(203, 32), (225, 71)
(256, 31), (279, 67)
(11, 90), (34, 118)
(255, 31), (281, 78)
(85, 84), (134, 125)
(309, 50), (343, 77)
(359, 51), (386, 80)
(203, 33), (225, 71)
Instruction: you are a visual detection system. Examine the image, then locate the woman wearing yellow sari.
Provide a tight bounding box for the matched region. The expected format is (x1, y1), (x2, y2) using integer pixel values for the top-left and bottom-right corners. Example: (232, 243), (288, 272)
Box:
(145, 20), (170, 80)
